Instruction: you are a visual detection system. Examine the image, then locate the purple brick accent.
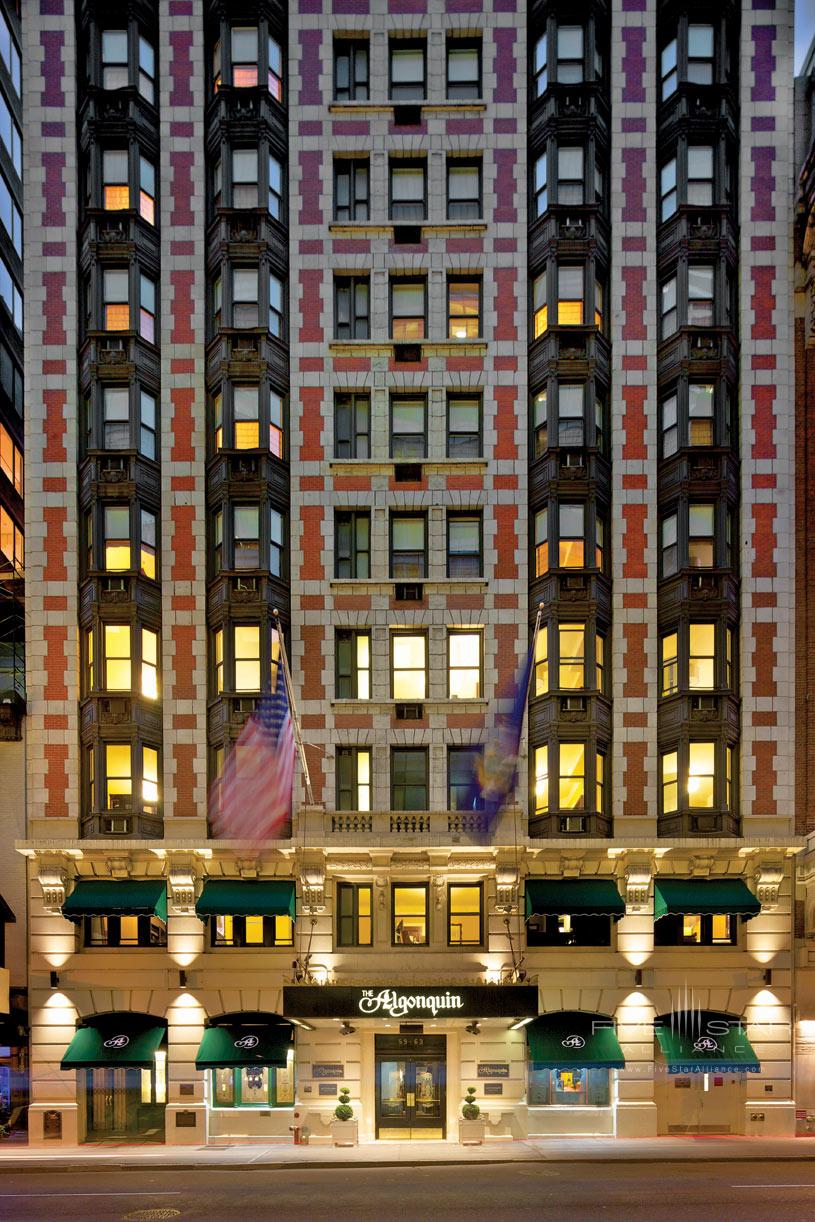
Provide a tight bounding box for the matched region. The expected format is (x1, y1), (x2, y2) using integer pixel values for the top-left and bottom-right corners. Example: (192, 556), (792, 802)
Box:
(332, 239), (371, 253)
(388, 0), (425, 11)
(169, 0), (193, 13)
(40, 31), (65, 107)
(751, 146), (775, 222)
(171, 122), (195, 137)
(494, 0), (517, 9)
(42, 152), (66, 227)
(621, 28), (646, 104)
(623, 0), (646, 9)
(299, 29), (323, 105)
(170, 31), (194, 107)
(333, 0), (369, 11)
(448, 0), (482, 11)
(446, 118), (483, 135)
(300, 0), (323, 11)
(622, 236), (647, 252)
(752, 235), (776, 251)
(40, 0), (64, 13)
(493, 238), (518, 252)
(299, 151), (323, 225)
(622, 117), (646, 133)
(299, 240), (325, 254)
(171, 152), (195, 226)
(41, 122), (65, 137)
(300, 120), (325, 136)
(494, 149), (517, 223)
(752, 115), (776, 130)
(42, 241), (66, 257)
(493, 118), (517, 134)
(333, 120), (370, 136)
(493, 28), (517, 104)
(621, 148), (647, 221)
(751, 26), (776, 102)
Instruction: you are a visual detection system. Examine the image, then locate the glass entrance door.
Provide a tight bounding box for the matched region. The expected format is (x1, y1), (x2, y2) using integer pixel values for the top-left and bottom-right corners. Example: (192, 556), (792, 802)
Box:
(84, 1066), (165, 1142)
(376, 1057), (445, 1139)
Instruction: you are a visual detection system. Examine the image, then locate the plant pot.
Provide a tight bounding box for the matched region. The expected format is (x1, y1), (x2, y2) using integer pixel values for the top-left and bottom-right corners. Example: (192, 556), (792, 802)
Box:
(459, 1117), (486, 1145)
(330, 1118), (358, 1147)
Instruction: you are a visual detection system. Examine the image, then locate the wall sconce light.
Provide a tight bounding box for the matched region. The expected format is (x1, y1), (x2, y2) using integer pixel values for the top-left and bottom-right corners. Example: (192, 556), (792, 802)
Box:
(49, 970), (59, 989)
(763, 968), (773, 986)
(179, 969), (188, 988)
(465, 1021), (481, 1035)
(634, 969), (643, 987)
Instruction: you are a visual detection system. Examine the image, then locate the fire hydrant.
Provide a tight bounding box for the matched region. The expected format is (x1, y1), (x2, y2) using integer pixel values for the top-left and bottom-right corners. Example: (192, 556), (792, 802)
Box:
(289, 1110), (303, 1144)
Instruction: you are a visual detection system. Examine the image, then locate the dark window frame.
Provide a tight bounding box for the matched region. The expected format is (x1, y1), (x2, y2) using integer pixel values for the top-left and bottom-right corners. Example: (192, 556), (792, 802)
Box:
(334, 274), (371, 340)
(446, 157), (482, 221)
(447, 746), (485, 812)
(525, 912), (611, 947)
(389, 393), (427, 459)
(334, 391), (371, 458)
(335, 509), (371, 579)
(446, 38), (482, 100)
(210, 914), (294, 947)
(334, 157), (370, 222)
(389, 37), (427, 102)
(334, 38), (369, 102)
(389, 511), (427, 579)
(446, 392), (482, 458)
(337, 881), (374, 947)
(335, 628), (372, 699)
(391, 880), (430, 945)
(335, 745), (372, 812)
(447, 881), (484, 947)
(446, 510), (483, 579)
(389, 157), (427, 222)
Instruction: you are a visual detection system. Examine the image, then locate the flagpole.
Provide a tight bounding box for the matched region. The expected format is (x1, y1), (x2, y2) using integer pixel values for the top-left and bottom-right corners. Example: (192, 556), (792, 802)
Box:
(273, 608), (315, 808)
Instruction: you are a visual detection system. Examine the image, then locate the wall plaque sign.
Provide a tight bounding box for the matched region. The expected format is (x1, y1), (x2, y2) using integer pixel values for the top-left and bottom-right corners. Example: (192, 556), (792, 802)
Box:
(484, 1082), (503, 1096)
(477, 1062), (510, 1078)
(318, 1082), (338, 1096)
(284, 985), (538, 1021)
(311, 1062), (345, 1079)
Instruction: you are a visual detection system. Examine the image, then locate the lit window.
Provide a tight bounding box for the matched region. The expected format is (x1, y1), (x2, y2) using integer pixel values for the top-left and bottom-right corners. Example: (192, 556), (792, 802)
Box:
(105, 743), (132, 810)
(688, 504), (715, 568)
(143, 745), (159, 812)
(535, 507), (549, 576)
(687, 742), (715, 807)
(661, 632), (678, 696)
(688, 624), (715, 689)
(448, 884), (482, 946)
(140, 509), (157, 579)
(596, 752), (605, 812)
(725, 746), (733, 810)
(661, 750), (678, 812)
(232, 27), (259, 88)
(689, 384), (714, 445)
(448, 631), (481, 700)
(448, 278), (481, 339)
(234, 385), (260, 449)
(558, 504), (584, 568)
(142, 628), (158, 698)
(270, 391), (284, 458)
(595, 633), (605, 691)
(139, 155), (156, 223)
(104, 624), (131, 690)
(533, 271), (548, 337)
(535, 626), (549, 695)
(534, 745), (549, 814)
(104, 269), (130, 331)
(103, 150), (129, 211)
(392, 633), (426, 701)
(390, 881), (431, 950)
(336, 747), (371, 812)
(391, 280), (426, 341)
(557, 266), (583, 325)
(558, 624), (585, 689)
(104, 506), (130, 571)
(268, 36), (283, 100)
(559, 743), (585, 809)
(214, 628), (224, 693)
(336, 630), (371, 700)
(234, 625), (260, 691)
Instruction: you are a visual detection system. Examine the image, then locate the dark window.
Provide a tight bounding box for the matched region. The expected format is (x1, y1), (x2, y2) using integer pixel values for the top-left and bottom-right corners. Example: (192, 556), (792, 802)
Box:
(391, 278), (427, 341)
(269, 273), (285, 338)
(526, 913), (611, 947)
(533, 34), (548, 97)
(557, 146), (584, 205)
(447, 513), (482, 578)
(447, 159), (482, 220)
(533, 152), (547, 217)
(389, 39), (426, 101)
(446, 40), (481, 99)
(654, 913), (737, 947)
(211, 914), (294, 947)
(392, 882), (429, 944)
(336, 747), (372, 812)
(232, 147), (258, 208)
(391, 751), (429, 813)
(335, 629), (371, 699)
(390, 158), (426, 221)
(448, 747), (484, 811)
(84, 914), (167, 947)
(556, 25), (584, 84)
(557, 384), (585, 447)
(335, 511), (370, 578)
(335, 159), (369, 222)
(390, 513), (426, 578)
(448, 883), (483, 945)
(334, 39), (369, 101)
(335, 276), (370, 340)
(337, 882), (373, 946)
(268, 153), (284, 219)
(270, 508), (284, 577)
(335, 392), (371, 458)
(447, 394), (482, 457)
(448, 277), (481, 339)
(390, 395), (426, 458)
(233, 504), (260, 569)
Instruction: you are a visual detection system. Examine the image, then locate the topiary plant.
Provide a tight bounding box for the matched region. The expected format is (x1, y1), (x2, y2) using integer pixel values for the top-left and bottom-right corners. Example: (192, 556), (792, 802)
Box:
(462, 1086), (480, 1120)
(334, 1087), (354, 1122)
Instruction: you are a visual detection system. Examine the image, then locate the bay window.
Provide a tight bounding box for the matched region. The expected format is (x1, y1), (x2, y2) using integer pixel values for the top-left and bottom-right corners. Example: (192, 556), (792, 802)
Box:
(661, 741), (734, 815)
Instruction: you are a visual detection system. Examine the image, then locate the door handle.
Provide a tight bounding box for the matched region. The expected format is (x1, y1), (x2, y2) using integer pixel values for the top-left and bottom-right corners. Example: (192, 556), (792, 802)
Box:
(406, 1092), (415, 1107)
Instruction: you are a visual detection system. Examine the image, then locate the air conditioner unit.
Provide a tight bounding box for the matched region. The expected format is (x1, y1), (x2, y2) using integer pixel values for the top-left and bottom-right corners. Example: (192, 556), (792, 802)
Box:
(392, 104), (422, 126)
(393, 463), (422, 483)
(393, 343), (422, 363)
(558, 815), (588, 834)
(560, 695), (587, 713)
(395, 703), (423, 721)
(393, 225), (422, 245)
(394, 582), (423, 602)
(102, 815), (131, 834)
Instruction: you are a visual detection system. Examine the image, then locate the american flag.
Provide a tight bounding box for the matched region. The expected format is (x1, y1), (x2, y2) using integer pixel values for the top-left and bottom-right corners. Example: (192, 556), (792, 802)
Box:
(209, 677), (296, 841)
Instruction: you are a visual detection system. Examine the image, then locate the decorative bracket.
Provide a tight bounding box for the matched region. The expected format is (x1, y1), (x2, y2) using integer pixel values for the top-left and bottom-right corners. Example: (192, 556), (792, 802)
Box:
(495, 865), (519, 912)
(754, 863), (784, 912)
(168, 859), (197, 914)
(624, 865), (652, 914)
(37, 865), (67, 915)
(301, 863), (326, 913)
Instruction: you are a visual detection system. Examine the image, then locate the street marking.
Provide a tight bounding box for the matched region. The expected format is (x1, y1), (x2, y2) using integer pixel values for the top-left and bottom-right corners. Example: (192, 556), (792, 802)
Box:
(0, 1192), (183, 1198)
(732, 1184), (815, 1189)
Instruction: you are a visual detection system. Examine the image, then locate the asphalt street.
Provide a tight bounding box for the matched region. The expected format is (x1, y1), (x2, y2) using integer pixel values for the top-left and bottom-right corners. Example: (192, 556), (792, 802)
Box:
(1, 1161), (815, 1222)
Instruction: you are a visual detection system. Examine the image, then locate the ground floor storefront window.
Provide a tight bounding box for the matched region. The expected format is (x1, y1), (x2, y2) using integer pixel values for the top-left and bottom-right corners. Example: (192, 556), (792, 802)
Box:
(528, 1067), (610, 1106)
(211, 1062), (294, 1108)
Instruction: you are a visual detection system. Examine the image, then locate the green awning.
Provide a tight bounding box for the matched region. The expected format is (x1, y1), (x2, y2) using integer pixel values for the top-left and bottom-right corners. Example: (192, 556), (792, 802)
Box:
(61, 879), (167, 923)
(195, 1013), (294, 1069)
(195, 879), (296, 920)
(653, 878), (760, 922)
(655, 1011), (760, 1074)
(527, 1011), (625, 1069)
(525, 879), (625, 921)
(61, 1013), (167, 1069)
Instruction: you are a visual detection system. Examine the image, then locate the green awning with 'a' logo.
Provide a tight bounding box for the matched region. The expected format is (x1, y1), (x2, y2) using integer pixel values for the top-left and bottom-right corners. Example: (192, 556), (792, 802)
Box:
(61, 1013), (167, 1069)
(195, 1012), (294, 1069)
(654, 1010), (761, 1074)
(526, 1011), (626, 1069)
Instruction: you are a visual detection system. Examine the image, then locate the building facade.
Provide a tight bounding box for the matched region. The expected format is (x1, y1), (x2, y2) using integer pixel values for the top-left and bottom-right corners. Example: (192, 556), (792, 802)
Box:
(19, 0), (802, 1147)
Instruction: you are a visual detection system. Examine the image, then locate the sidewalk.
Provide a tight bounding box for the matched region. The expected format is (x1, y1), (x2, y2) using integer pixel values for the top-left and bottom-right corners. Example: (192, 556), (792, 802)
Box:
(0, 1135), (814, 1171)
